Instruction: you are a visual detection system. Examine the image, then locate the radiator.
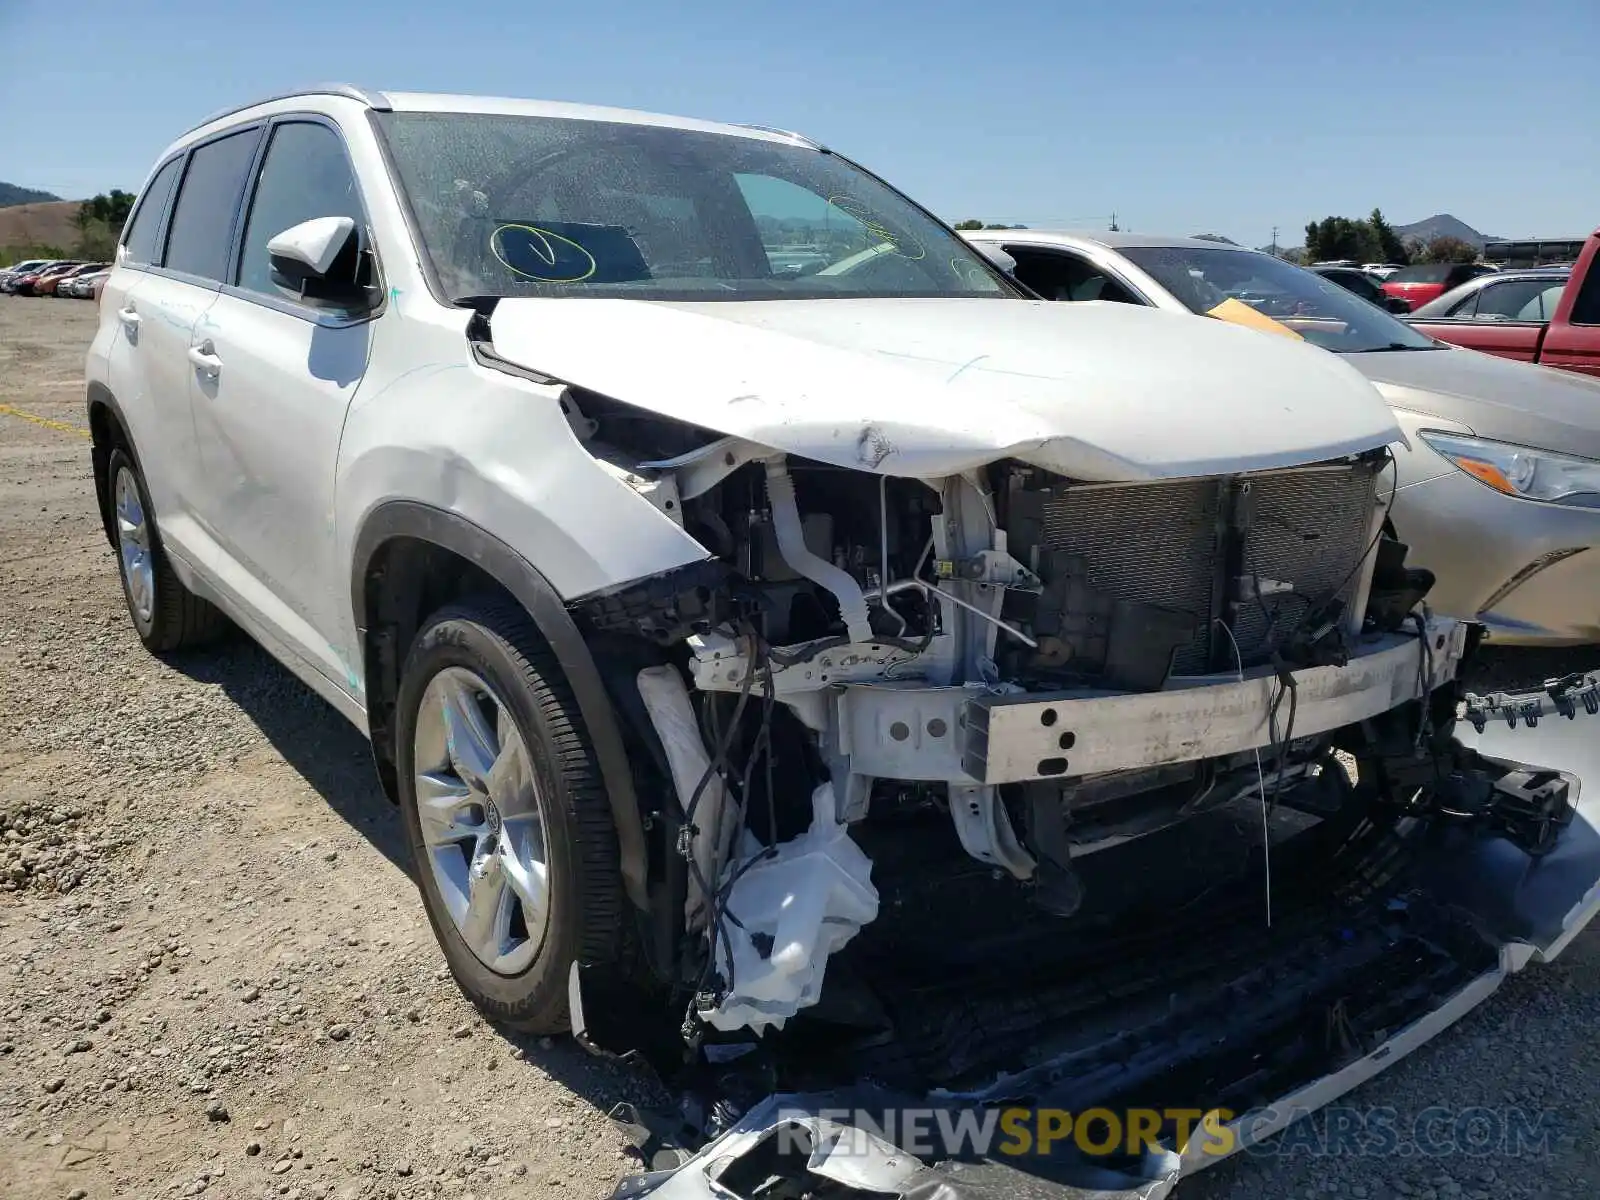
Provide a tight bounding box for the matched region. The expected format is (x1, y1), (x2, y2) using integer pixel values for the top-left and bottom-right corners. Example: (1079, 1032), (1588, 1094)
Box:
(1034, 461), (1380, 674)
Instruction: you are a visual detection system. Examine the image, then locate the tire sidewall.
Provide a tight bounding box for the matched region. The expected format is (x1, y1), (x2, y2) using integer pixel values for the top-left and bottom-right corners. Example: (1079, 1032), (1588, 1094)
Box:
(394, 614), (584, 1023)
(106, 447), (160, 645)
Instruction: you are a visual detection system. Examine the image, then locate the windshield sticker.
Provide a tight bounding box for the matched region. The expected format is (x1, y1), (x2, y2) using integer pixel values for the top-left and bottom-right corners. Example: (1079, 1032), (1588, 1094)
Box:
(491, 224), (598, 284)
(826, 196), (927, 261)
(1205, 297), (1304, 341)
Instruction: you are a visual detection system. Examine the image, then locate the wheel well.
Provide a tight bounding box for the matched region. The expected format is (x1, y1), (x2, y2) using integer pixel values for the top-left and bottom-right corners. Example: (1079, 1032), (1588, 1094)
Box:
(359, 536), (515, 803)
(87, 394), (129, 549)
(349, 504), (653, 911)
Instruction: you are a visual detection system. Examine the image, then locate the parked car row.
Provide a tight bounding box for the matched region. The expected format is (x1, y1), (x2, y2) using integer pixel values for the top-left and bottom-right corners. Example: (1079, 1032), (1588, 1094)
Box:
(1406, 242), (1600, 376)
(965, 226), (1600, 645)
(1309, 263), (1413, 312)
(1379, 260), (1497, 311)
(0, 258), (109, 298)
(76, 85), (1600, 1200)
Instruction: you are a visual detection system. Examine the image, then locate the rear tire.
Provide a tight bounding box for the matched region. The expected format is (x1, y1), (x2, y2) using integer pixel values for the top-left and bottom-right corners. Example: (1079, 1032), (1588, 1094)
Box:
(107, 447), (227, 653)
(395, 596), (624, 1032)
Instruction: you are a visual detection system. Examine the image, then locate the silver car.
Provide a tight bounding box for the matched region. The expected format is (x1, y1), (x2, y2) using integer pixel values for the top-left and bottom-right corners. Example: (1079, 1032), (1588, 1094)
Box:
(967, 230), (1600, 645)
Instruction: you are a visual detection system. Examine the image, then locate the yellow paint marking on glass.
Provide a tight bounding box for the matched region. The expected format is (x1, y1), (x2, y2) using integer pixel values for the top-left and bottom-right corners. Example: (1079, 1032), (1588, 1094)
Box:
(826, 196), (928, 262)
(491, 224), (598, 283)
(0, 403), (91, 438)
(1204, 298), (1304, 341)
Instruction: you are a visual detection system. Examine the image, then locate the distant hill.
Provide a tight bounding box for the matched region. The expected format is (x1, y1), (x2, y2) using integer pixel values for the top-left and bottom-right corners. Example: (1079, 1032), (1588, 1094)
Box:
(1394, 213), (1502, 249)
(0, 200), (84, 253)
(0, 181), (61, 208)
(1263, 213), (1504, 262)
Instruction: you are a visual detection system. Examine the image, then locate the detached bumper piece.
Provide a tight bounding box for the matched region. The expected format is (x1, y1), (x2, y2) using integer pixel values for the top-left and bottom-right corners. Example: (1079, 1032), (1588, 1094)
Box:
(613, 718), (1600, 1200)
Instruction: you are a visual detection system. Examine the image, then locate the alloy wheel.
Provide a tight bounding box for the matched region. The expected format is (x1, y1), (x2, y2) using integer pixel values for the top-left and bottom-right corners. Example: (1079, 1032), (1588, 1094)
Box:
(412, 667), (551, 975)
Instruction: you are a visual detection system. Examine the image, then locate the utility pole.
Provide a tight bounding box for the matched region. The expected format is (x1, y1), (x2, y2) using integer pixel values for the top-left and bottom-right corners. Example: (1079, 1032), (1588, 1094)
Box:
(1270, 226), (1279, 257)
(1109, 211), (1120, 232)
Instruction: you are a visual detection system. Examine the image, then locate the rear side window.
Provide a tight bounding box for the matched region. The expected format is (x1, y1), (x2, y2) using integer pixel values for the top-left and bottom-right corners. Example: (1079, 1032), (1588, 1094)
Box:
(121, 158), (181, 265)
(1519, 284), (1566, 321)
(236, 122), (366, 297)
(163, 128), (260, 282)
(1473, 279), (1554, 320)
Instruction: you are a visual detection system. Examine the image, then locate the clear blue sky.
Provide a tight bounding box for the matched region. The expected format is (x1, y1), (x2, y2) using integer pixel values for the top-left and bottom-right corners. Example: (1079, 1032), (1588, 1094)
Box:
(3, 0), (1596, 246)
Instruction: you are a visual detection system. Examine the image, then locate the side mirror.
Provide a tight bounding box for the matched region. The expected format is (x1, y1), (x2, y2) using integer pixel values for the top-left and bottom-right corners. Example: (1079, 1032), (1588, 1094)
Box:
(267, 216), (371, 307)
(969, 242), (1018, 276)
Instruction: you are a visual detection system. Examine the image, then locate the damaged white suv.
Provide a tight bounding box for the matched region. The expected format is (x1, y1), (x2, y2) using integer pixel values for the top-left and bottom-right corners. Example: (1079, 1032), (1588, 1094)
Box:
(89, 87), (1600, 1195)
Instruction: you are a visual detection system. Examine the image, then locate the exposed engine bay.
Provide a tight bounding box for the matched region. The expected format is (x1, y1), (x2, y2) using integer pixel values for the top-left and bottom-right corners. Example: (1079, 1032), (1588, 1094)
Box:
(536, 384), (1599, 1198)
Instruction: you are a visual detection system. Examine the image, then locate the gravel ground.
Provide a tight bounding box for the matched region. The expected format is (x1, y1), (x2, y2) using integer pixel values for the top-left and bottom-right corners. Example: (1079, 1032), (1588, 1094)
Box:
(1, 295), (1596, 1200)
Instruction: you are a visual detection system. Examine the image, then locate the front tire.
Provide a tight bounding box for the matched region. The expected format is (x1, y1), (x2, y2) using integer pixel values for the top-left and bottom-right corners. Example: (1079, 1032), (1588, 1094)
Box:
(395, 597), (624, 1032)
(107, 447), (227, 652)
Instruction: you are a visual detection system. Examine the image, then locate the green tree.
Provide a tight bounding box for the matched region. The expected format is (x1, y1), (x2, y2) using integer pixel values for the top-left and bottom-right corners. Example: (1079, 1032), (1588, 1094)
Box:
(953, 219), (984, 230)
(65, 189), (135, 262)
(1367, 208), (1409, 264)
(1304, 216), (1381, 264)
(1420, 236), (1479, 264)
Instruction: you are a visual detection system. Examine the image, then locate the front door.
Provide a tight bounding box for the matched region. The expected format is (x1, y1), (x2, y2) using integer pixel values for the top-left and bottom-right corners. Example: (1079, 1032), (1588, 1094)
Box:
(187, 117), (376, 693)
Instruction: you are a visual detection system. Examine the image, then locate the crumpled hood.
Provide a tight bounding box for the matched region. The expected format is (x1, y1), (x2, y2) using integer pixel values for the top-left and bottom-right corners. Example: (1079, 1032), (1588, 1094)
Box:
(488, 297), (1403, 481)
(1351, 345), (1600, 460)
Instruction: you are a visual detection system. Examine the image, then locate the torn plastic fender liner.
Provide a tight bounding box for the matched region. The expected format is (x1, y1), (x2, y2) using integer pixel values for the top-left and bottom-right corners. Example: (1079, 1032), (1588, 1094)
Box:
(704, 783), (878, 1034)
(614, 722), (1600, 1200)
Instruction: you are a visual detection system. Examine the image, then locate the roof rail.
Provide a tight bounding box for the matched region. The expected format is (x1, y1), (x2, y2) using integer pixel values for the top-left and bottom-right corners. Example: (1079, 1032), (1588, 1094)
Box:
(733, 123), (824, 150)
(181, 84), (390, 137)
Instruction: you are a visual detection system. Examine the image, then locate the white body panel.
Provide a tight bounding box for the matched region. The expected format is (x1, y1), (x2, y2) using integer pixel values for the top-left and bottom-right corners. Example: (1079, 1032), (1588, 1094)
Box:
(114, 273), (221, 571)
(188, 293), (372, 692)
(488, 296), (1402, 482)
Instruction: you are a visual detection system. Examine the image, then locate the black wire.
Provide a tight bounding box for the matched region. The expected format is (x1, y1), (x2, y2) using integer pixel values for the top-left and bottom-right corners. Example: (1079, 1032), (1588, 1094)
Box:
(685, 625), (784, 1012)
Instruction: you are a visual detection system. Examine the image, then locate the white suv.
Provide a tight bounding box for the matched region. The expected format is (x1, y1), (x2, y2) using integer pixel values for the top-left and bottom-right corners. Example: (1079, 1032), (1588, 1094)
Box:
(86, 88), (1593, 1177)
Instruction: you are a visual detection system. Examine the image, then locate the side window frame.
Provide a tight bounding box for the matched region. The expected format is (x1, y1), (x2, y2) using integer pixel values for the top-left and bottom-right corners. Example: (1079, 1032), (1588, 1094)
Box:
(1005, 245), (1153, 307)
(1445, 289), (1480, 319)
(152, 121), (267, 291)
(222, 112), (384, 327)
(118, 155), (184, 270)
(1570, 266), (1600, 327)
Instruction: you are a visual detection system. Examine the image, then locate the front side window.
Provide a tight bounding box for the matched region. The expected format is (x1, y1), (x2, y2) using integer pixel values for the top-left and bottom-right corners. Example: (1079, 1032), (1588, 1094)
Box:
(374, 111), (1008, 302)
(163, 128), (260, 282)
(121, 157), (181, 265)
(237, 121), (366, 297)
(1121, 246), (1438, 353)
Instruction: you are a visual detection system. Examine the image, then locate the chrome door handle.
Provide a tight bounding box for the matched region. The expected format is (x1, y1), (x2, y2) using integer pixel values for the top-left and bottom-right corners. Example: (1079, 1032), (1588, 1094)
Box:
(187, 343), (223, 379)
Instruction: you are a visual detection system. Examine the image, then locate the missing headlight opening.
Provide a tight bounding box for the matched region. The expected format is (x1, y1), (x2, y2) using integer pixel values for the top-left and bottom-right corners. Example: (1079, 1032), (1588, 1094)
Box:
(563, 406), (1585, 1188)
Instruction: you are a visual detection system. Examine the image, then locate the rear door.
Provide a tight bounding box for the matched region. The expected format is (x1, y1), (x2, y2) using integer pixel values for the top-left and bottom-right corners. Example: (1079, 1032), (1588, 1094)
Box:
(185, 116), (377, 690)
(92, 156), (178, 463)
(1541, 251), (1600, 377)
(111, 128), (262, 568)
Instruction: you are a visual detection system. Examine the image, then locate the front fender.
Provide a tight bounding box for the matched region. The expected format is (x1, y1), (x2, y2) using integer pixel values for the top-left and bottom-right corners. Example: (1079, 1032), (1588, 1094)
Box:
(349, 500), (653, 912)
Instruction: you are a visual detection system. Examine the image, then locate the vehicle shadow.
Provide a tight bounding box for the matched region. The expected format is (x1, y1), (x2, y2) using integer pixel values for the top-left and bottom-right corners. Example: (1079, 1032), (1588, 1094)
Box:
(164, 636), (676, 1152)
(167, 638), (408, 872)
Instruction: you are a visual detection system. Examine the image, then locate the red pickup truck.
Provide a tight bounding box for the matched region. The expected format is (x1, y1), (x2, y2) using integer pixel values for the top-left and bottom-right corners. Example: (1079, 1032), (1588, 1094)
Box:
(1406, 229), (1600, 377)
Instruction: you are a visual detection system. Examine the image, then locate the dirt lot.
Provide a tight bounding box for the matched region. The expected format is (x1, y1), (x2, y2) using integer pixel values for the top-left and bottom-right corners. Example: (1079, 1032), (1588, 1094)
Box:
(1, 295), (1598, 1200)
